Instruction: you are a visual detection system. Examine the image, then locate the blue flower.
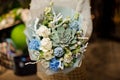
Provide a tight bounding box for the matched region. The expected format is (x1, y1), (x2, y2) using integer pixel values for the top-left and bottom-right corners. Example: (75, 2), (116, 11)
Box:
(69, 20), (79, 31)
(54, 47), (64, 57)
(29, 39), (41, 50)
(49, 58), (60, 71)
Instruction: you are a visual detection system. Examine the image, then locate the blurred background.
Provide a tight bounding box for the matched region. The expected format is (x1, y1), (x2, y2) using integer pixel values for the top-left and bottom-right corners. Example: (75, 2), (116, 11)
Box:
(0, 0), (120, 80)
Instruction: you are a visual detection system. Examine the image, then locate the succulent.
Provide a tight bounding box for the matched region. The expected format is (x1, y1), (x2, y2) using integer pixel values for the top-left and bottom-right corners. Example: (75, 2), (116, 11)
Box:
(50, 26), (77, 49)
(28, 38), (41, 50)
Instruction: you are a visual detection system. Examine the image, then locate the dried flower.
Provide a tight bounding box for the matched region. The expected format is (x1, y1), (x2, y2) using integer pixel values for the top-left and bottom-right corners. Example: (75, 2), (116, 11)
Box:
(54, 47), (64, 57)
(64, 53), (73, 63)
(49, 58), (60, 71)
(69, 20), (80, 31)
(29, 39), (41, 50)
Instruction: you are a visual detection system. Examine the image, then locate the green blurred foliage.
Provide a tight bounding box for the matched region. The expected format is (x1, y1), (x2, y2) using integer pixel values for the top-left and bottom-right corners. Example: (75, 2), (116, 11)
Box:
(11, 24), (27, 50)
(0, 0), (31, 15)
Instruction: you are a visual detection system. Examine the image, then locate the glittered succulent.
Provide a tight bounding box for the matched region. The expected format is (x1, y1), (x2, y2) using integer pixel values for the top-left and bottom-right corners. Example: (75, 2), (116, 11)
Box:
(50, 26), (77, 49)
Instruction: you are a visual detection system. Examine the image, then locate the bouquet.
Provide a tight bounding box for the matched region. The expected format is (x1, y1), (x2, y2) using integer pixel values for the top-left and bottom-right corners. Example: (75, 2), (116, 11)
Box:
(25, 1), (90, 75)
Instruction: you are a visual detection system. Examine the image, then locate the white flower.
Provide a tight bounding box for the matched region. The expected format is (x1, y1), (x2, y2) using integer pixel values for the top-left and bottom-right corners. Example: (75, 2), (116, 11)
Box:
(36, 25), (51, 37)
(43, 50), (53, 60)
(64, 53), (73, 63)
(41, 38), (52, 52)
(40, 60), (49, 69)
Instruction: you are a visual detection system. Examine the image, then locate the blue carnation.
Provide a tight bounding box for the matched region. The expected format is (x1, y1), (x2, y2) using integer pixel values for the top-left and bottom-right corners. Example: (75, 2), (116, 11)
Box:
(29, 39), (41, 50)
(54, 47), (64, 57)
(49, 58), (60, 71)
(69, 20), (79, 31)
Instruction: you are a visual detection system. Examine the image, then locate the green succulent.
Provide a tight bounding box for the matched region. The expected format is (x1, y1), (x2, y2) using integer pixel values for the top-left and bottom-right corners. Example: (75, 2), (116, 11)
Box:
(50, 26), (77, 49)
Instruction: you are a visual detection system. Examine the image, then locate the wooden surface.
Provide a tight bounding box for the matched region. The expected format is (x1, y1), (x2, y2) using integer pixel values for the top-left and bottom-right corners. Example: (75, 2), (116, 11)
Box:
(85, 39), (120, 80)
(0, 69), (40, 80)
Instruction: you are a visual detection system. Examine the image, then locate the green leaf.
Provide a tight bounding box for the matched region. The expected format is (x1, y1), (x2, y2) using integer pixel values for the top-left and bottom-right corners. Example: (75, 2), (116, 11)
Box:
(38, 50), (44, 60)
(69, 45), (76, 50)
(71, 30), (76, 38)
(71, 39), (77, 44)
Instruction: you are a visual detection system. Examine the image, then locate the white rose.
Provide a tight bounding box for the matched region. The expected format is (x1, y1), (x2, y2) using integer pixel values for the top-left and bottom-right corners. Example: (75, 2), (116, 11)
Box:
(41, 38), (52, 52)
(36, 25), (51, 37)
(43, 50), (53, 60)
